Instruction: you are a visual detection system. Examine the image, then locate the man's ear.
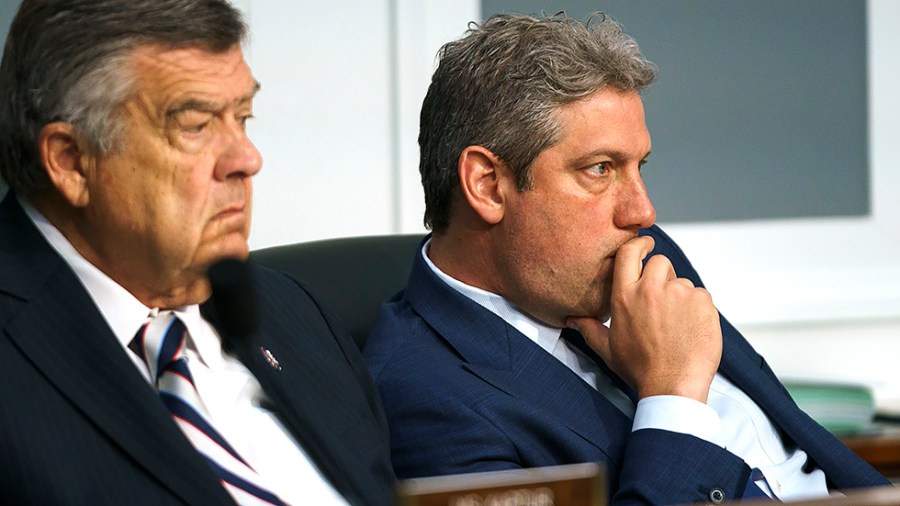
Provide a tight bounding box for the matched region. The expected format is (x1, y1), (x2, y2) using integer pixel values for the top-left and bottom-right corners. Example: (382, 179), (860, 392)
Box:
(458, 145), (511, 225)
(38, 122), (91, 207)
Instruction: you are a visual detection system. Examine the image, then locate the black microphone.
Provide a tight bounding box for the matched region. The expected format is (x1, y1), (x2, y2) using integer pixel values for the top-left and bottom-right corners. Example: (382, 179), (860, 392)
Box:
(208, 258), (258, 341)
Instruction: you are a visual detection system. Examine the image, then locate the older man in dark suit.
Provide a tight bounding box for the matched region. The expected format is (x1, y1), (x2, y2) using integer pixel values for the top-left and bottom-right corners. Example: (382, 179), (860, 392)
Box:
(0, 1), (392, 504)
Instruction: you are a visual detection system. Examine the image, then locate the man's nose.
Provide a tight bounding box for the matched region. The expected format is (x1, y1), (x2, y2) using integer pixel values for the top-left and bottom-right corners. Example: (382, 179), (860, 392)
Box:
(614, 170), (656, 230)
(215, 120), (262, 180)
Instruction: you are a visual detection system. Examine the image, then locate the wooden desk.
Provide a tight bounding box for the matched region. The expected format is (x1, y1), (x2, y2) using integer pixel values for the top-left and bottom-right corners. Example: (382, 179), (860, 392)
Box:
(841, 423), (900, 479)
(733, 485), (900, 505)
(396, 463), (605, 506)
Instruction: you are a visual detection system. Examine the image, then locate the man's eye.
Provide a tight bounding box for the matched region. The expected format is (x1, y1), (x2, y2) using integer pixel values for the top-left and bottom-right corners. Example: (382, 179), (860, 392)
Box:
(587, 162), (611, 175)
(185, 122), (208, 134)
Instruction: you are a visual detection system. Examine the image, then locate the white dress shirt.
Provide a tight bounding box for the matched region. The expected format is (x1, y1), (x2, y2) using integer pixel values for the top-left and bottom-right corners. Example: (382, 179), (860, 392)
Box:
(423, 240), (829, 501)
(23, 199), (347, 506)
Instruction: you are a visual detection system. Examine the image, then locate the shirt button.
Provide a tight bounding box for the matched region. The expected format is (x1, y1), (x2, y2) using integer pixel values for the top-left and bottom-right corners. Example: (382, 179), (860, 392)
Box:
(709, 487), (726, 504)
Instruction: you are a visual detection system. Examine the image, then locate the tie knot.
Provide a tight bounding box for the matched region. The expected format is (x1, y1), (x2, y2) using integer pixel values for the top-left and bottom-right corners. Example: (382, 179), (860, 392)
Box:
(133, 311), (188, 383)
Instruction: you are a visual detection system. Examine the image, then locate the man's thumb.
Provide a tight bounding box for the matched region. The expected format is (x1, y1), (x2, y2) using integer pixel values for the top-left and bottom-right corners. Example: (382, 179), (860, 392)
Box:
(566, 317), (611, 361)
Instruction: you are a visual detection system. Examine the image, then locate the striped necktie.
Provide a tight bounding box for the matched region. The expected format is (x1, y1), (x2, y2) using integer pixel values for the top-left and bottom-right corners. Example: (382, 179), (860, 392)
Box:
(133, 311), (287, 506)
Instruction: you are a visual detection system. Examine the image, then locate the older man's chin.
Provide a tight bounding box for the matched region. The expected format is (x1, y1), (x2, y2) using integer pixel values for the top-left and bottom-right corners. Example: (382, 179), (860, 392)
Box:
(196, 236), (251, 274)
(217, 240), (251, 262)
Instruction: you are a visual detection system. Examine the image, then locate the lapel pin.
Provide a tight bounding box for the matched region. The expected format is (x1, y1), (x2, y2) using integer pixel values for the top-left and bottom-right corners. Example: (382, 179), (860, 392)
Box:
(260, 346), (282, 371)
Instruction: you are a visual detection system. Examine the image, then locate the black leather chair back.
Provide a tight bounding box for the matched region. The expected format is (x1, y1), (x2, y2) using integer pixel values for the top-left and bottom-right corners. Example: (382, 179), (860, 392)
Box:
(250, 234), (424, 350)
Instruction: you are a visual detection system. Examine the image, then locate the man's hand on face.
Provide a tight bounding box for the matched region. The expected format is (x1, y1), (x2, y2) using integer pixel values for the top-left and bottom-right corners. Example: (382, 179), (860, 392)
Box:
(567, 236), (722, 404)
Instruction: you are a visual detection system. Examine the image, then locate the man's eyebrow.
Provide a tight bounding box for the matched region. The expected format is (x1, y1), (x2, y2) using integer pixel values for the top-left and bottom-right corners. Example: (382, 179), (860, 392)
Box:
(570, 148), (652, 167)
(166, 98), (222, 118)
(241, 81), (262, 104)
(166, 81), (261, 118)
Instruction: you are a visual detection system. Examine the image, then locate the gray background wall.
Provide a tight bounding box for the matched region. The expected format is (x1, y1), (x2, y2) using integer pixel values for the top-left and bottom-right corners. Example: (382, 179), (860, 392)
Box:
(483, 0), (869, 223)
(0, 2), (10, 52)
(0, 0), (13, 199)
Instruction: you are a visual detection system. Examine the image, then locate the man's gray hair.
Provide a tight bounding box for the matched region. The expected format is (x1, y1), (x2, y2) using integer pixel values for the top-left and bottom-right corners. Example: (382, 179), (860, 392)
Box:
(0, 0), (248, 197)
(419, 12), (656, 232)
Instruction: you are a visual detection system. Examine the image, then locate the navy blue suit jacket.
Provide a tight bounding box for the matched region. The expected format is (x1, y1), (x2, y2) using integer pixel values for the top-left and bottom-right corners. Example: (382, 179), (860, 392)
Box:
(364, 225), (887, 504)
(0, 194), (394, 505)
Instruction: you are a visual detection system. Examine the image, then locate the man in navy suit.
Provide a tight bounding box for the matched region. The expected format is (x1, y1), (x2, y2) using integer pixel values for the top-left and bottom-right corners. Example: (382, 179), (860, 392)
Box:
(363, 12), (888, 504)
(0, 1), (392, 504)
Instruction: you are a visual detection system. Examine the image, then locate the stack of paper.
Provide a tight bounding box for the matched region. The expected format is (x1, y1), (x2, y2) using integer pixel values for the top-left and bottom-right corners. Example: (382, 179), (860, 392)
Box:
(782, 380), (876, 434)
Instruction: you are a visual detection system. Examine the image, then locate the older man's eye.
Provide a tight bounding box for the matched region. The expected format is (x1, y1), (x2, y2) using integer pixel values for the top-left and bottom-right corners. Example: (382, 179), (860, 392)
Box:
(238, 114), (254, 130)
(185, 122), (208, 134)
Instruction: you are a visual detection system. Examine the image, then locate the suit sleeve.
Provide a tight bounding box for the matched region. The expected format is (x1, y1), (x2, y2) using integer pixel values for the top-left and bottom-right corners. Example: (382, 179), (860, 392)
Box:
(613, 429), (753, 505)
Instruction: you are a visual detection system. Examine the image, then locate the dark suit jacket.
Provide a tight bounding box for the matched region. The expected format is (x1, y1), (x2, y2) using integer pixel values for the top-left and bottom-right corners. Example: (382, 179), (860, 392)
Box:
(363, 226), (888, 505)
(0, 193), (394, 505)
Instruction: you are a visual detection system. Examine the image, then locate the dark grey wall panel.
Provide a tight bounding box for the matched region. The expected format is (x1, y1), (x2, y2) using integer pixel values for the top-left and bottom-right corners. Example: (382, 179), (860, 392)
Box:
(0, 1), (15, 200)
(482, 0), (869, 222)
(0, 1), (13, 43)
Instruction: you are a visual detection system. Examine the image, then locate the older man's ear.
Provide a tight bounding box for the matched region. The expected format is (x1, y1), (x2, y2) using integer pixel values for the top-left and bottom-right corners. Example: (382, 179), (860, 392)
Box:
(38, 122), (91, 208)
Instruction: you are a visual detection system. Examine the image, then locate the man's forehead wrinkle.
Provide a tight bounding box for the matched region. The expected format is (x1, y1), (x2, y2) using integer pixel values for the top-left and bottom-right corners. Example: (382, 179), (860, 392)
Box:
(129, 45), (256, 99)
(158, 75), (257, 120)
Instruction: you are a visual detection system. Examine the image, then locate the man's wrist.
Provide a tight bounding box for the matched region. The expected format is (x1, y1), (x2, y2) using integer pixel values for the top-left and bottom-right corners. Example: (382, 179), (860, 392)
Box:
(632, 395), (724, 447)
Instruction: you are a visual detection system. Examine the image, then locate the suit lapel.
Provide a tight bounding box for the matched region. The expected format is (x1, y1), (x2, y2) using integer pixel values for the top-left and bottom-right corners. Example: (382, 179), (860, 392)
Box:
(0, 195), (232, 505)
(202, 287), (367, 505)
(716, 315), (885, 488)
(461, 338), (632, 460)
(717, 319), (823, 446)
(406, 244), (631, 458)
(201, 304), (335, 467)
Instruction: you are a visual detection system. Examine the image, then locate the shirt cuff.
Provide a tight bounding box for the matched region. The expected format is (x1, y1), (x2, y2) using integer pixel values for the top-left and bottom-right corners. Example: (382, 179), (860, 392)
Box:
(632, 395), (725, 447)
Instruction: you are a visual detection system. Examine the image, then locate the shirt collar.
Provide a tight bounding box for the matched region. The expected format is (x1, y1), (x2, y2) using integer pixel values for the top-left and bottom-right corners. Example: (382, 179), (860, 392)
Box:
(421, 239), (562, 354)
(174, 304), (224, 368)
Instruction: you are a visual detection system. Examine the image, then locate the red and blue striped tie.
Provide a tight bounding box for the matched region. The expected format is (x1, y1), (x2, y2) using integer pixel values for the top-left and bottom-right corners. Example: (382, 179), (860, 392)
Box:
(134, 311), (287, 505)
